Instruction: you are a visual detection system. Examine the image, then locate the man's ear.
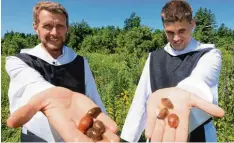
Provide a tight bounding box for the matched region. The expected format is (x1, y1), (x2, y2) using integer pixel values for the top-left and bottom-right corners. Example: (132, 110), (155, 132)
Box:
(33, 22), (39, 35)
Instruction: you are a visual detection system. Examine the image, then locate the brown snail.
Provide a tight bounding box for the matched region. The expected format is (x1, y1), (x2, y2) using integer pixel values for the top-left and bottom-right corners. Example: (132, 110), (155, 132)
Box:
(86, 128), (95, 138)
(161, 98), (174, 109)
(168, 113), (179, 128)
(93, 120), (106, 134)
(86, 128), (103, 141)
(78, 115), (93, 133)
(157, 108), (169, 119)
(87, 107), (102, 118)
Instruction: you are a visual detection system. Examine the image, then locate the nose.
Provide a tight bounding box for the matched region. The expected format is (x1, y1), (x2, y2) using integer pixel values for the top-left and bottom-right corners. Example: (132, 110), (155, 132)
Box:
(173, 34), (180, 42)
(50, 27), (58, 36)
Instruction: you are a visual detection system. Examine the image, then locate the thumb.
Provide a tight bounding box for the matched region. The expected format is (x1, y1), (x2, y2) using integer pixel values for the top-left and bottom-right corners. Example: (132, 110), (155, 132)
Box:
(190, 94), (225, 117)
(7, 94), (45, 128)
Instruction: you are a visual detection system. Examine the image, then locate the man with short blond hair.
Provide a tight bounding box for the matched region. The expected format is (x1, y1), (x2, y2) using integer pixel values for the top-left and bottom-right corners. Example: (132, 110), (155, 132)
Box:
(6, 1), (119, 142)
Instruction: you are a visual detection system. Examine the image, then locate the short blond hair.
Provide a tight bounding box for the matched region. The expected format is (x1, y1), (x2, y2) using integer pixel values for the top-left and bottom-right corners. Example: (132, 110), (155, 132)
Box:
(33, 1), (69, 26)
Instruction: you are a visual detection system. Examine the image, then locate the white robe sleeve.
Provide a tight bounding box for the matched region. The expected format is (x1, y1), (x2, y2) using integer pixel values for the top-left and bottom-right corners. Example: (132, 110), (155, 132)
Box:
(5, 56), (55, 141)
(84, 57), (107, 114)
(176, 48), (222, 133)
(5, 56), (55, 113)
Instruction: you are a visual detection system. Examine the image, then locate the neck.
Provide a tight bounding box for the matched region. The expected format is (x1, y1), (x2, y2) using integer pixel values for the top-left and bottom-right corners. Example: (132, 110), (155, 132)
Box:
(41, 44), (63, 59)
(48, 50), (62, 59)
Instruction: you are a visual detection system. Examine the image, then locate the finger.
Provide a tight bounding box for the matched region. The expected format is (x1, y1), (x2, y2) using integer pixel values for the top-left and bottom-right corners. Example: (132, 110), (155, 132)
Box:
(48, 114), (93, 142)
(74, 93), (118, 134)
(7, 104), (38, 128)
(151, 119), (165, 142)
(73, 113), (119, 142)
(96, 112), (118, 133)
(98, 136), (109, 143)
(7, 93), (46, 128)
(7, 87), (68, 128)
(98, 128), (120, 142)
(190, 94), (225, 117)
(145, 95), (160, 139)
(175, 113), (189, 142)
(162, 123), (176, 142)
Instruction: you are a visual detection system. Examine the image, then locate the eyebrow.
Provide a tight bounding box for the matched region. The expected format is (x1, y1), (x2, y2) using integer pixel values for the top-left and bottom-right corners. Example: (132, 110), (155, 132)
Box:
(178, 28), (186, 31)
(165, 30), (174, 33)
(41, 22), (66, 26)
(166, 28), (186, 33)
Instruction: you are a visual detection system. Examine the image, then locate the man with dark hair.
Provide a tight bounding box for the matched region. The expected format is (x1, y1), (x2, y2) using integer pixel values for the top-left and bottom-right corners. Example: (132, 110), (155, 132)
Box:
(121, 0), (224, 142)
(6, 1), (119, 142)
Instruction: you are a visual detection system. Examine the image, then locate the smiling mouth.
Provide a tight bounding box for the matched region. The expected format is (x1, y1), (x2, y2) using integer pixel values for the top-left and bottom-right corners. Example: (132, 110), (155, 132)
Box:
(174, 40), (183, 45)
(49, 38), (60, 42)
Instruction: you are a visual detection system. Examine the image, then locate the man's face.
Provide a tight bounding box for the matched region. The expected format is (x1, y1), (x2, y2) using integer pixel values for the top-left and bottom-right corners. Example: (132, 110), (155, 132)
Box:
(34, 10), (68, 54)
(164, 19), (195, 51)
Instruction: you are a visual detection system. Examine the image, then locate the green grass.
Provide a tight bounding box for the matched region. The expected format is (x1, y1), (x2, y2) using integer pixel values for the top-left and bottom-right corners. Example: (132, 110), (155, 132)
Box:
(1, 56), (21, 142)
(1, 53), (234, 142)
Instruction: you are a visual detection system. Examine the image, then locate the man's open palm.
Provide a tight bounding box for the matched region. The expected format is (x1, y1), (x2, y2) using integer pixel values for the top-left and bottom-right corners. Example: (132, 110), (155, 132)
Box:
(145, 87), (224, 142)
(7, 87), (119, 142)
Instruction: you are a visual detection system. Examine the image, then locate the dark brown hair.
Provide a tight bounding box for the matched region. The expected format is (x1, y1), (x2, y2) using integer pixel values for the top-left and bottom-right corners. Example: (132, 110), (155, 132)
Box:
(161, 0), (193, 24)
(33, 1), (69, 26)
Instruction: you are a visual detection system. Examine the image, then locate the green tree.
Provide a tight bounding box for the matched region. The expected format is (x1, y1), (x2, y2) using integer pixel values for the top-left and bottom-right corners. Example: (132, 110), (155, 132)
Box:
(80, 26), (120, 53)
(193, 8), (216, 43)
(217, 23), (233, 38)
(152, 29), (167, 50)
(25, 34), (40, 48)
(1, 32), (32, 55)
(67, 20), (93, 51)
(116, 26), (154, 57)
(214, 23), (234, 53)
(124, 12), (141, 30)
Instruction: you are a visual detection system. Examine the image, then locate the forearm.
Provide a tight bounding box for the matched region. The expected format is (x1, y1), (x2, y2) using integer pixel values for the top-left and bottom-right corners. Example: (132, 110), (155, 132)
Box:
(176, 48), (222, 132)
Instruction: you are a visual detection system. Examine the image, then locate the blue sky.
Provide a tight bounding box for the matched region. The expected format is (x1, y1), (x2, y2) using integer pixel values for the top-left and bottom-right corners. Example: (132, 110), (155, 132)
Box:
(1, 0), (234, 37)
